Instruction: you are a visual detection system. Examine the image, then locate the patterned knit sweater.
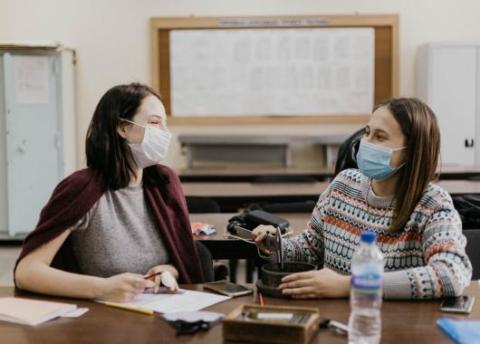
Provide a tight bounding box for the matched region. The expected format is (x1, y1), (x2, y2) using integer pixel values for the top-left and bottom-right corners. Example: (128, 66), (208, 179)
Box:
(283, 169), (472, 299)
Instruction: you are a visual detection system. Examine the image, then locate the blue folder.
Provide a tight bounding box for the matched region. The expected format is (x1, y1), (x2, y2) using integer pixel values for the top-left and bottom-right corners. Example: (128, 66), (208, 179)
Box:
(437, 318), (480, 344)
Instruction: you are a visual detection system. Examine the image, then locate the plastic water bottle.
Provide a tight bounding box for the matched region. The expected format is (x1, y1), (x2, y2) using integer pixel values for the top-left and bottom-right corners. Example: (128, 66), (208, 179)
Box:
(348, 231), (384, 344)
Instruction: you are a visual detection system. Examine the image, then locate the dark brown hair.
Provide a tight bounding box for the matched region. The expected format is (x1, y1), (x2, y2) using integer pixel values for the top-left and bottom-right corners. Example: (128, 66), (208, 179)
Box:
(375, 98), (440, 231)
(85, 83), (162, 190)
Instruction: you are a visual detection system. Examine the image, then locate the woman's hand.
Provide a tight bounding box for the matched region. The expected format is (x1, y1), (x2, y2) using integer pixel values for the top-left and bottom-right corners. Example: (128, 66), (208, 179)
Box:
(252, 225), (277, 255)
(96, 272), (155, 302)
(145, 264), (179, 292)
(278, 268), (350, 299)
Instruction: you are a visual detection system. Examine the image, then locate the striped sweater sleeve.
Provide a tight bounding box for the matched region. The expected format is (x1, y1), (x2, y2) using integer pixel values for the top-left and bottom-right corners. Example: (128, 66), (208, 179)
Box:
(384, 206), (472, 299)
(282, 186), (332, 268)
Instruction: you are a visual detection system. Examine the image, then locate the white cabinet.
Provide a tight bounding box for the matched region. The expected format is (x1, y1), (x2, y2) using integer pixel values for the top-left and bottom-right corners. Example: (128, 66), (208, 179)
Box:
(417, 43), (480, 165)
(0, 45), (76, 238)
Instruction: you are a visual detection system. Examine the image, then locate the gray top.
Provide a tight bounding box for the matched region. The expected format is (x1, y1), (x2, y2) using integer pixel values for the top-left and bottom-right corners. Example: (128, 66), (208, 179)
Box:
(69, 183), (170, 277)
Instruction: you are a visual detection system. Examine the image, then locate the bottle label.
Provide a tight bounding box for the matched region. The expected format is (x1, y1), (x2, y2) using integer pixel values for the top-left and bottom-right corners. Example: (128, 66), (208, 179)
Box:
(351, 273), (383, 292)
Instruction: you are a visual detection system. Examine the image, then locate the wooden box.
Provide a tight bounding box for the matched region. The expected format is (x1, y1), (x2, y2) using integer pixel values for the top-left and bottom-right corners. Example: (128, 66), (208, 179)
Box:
(223, 304), (320, 344)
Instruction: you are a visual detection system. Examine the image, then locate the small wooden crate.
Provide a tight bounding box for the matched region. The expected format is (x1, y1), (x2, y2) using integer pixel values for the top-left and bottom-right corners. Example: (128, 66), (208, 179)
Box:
(223, 304), (320, 344)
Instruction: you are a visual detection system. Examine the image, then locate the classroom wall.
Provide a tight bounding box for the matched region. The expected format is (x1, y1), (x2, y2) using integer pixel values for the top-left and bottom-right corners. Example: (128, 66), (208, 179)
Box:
(2, 0), (480, 169)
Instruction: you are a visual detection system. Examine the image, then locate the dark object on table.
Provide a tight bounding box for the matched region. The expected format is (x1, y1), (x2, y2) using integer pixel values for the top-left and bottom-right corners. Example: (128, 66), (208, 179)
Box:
(227, 209), (290, 235)
(256, 262), (316, 298)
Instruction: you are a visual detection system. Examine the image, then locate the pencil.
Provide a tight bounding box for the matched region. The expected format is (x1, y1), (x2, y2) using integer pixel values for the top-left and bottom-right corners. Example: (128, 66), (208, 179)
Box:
(144, 272), (162, 280)
(99, 301), (154, 316)
(258, 292), (265, 306)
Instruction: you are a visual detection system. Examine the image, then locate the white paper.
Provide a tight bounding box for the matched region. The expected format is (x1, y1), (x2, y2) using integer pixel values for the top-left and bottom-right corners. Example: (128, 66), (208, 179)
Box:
(121, 289), (230, 314)
(170, 28), (374, 116)
(61, 307), (89, 318)
(163, 311), (223, 322)
(13, 55), (50, 104)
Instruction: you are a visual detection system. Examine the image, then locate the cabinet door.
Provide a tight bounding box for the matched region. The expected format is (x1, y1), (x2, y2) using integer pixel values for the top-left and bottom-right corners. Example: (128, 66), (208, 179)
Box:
(476, 48), (480, 164)
(3, 53), (62, 236)
(430, 46), (477, 165)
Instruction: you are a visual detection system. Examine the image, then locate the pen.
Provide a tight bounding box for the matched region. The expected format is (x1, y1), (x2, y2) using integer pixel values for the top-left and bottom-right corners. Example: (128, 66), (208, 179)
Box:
(319, 319), (348, 334)
(258, 292), (265, 306)
(99, 301), (154, 316)
(144, 272), (162, 280)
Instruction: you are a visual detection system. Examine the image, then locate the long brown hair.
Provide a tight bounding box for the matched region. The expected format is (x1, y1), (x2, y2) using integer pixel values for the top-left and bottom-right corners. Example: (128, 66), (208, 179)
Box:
(375, 98), (440, 231)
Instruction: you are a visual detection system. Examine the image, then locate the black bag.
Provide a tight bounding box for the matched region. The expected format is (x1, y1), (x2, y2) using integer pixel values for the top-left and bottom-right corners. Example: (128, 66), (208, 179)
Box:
(227, 208), (290, 234)
(333, 128), (366, 178)
(452, 195), (480, 229)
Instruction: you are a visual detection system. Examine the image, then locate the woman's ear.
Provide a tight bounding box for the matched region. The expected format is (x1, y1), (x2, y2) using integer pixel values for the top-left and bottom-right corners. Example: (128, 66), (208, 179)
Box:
(116, 122), (129, 140)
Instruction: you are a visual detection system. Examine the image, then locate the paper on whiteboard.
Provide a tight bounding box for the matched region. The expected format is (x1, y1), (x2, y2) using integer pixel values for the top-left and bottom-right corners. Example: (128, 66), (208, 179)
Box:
(170, 28), (374, 116)
(13, 55), (50, 104)
(121, 289), (230, 314)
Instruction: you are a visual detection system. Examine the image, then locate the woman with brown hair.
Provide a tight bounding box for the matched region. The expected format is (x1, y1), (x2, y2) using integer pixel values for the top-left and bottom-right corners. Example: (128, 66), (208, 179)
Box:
(14, 83), (204, 302)
(254, 97), (472, 299)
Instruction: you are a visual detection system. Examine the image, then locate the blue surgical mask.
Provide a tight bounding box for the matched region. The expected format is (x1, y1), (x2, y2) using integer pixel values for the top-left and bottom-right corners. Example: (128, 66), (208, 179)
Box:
(357, 138), (406, 180)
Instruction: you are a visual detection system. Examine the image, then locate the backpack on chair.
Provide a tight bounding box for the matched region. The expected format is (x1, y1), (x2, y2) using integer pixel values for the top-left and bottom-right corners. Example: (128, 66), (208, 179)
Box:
(333, 128), (366, 178)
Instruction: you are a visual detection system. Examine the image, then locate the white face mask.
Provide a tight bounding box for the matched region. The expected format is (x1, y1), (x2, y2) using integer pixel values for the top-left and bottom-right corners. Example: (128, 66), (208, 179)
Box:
(124, 119), (172, 168)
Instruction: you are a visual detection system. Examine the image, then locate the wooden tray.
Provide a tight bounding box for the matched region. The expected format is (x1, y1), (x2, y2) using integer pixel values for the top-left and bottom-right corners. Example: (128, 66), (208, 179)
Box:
(223, 304), (320, 344)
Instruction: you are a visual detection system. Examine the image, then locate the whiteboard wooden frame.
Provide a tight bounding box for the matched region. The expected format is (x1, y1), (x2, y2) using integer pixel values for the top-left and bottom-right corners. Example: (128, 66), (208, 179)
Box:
(150, 15), (399, 125)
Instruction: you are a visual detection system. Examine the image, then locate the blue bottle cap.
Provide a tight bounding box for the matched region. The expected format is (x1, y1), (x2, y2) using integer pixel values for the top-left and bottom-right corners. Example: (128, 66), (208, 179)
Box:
(360, 231), (376, 243)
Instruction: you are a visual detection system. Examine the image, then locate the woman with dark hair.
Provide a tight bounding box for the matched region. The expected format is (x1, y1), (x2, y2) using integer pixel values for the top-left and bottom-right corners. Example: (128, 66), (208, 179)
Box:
(14, 83), (203, 302)
(254, 97), (472, 299)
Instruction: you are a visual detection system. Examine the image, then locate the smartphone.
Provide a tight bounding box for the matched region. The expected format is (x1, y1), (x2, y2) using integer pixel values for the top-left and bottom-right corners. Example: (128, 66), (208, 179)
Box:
(227, 224), (255, 240)
(440, 296), (475, 314)
(203, 281), (253, 297)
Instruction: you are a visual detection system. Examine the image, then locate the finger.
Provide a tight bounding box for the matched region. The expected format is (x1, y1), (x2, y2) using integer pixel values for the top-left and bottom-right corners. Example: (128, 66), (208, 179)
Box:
(167, 265), (179, 278)
(278, 278), (313, 290)
(169, 280), (179, 292)
(282, 286), (314, 296)
(132, 277), (153, 289)
(254, 232), (267, 243)
(281, 271), (314, 283)
(251, 228), (261, 236)
(154, 274), (162, 286)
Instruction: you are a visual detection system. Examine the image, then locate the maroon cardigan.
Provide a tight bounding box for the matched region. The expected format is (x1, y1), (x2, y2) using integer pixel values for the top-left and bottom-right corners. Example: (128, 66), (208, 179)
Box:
(14, 165), (204, 284)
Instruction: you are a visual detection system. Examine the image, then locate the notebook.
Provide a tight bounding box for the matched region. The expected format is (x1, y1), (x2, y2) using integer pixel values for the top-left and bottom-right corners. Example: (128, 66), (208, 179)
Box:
(0, 297), (77, 326)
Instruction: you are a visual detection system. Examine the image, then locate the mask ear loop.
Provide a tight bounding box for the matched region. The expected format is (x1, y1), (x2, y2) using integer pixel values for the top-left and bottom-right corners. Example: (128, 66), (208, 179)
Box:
(389, 146), (407, 169)
(121, 118), (146, 129)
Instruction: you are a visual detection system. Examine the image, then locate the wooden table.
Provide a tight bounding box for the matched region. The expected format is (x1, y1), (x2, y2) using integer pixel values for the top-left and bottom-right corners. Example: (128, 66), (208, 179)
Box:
(183, 180), (480, 211)
(178, 164), (480, 182)
(1, 284), (479, 343)
(179, 166), (335, 182)
(184, 181), (326, 211)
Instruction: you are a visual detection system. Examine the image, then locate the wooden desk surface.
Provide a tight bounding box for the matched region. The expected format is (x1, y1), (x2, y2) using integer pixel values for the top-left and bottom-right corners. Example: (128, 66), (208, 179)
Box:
(192, 213), (309, 241)
(183, 180), (480, 198)
(178, 164), (480, 182)
(183, 181), (328, 198)
(1, 284), (479, 343)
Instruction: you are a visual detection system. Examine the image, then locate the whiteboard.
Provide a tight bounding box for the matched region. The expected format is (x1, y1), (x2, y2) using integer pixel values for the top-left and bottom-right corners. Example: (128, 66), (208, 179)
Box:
(170, 28), (374, 117)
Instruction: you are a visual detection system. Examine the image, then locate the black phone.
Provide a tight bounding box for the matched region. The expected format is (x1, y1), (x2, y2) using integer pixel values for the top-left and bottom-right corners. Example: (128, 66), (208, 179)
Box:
(440, 296), (475, 314)
(203, 281), (253, 297)
(245, 210), (290, 231)
(227, 224), (255, 240)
